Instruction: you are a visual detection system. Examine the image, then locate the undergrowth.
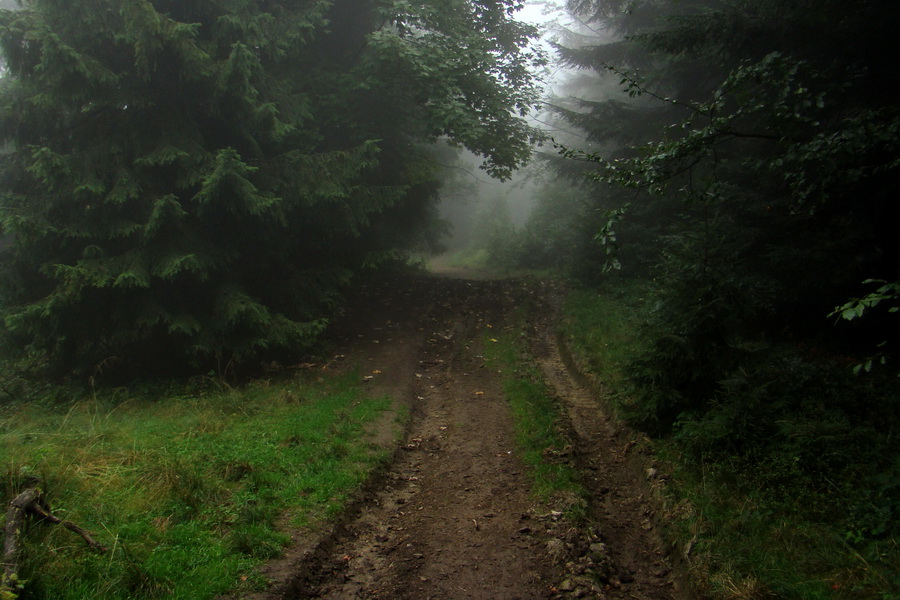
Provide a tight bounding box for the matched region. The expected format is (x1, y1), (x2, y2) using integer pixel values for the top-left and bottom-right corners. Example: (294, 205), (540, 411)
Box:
(482, 327), (588, 521)
(561, 281), (649, 393)
(0, 371), (395, 600)
(562, 282), (900, 600)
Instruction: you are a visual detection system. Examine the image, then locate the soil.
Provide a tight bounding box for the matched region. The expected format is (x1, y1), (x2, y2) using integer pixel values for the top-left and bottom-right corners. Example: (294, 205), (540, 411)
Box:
(238, 272), (687, 600)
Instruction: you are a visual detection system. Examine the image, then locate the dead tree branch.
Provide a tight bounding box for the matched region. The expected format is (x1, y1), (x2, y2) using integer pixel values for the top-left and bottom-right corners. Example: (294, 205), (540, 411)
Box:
(2, 483), (106, 599)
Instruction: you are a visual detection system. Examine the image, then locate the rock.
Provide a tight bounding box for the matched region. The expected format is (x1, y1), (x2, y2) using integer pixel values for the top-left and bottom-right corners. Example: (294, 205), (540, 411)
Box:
(546, 538), (567, 563)
(558, 579), (576, 592)
(568, 561), (587, 575)
(571, 577), (596, 597)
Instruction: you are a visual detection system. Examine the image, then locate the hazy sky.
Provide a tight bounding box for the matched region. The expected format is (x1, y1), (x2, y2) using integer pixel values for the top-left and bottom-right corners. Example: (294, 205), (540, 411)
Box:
(519, 0), (563, 25)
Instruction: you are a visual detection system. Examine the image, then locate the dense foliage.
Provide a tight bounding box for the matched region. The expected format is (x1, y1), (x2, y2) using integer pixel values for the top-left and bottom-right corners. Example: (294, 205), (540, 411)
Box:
(550, 0), (900, 593)
(0, 0), (543, 375)
(553, 0), (900, 431)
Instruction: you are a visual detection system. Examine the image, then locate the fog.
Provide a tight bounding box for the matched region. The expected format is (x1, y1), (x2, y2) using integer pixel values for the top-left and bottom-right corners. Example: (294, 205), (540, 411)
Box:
(430, 0), (608, 269)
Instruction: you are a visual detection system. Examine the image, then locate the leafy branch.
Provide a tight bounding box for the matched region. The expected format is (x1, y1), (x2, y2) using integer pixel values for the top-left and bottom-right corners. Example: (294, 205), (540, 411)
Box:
(558, 53), (826, 199)
(832, 280), (900, 322)
(831, 279), (900, 375)
(593, 202), (631, 272)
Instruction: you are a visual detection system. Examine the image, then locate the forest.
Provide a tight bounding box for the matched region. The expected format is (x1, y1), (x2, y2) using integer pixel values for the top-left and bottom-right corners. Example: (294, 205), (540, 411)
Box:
(0, 0), (898, 599)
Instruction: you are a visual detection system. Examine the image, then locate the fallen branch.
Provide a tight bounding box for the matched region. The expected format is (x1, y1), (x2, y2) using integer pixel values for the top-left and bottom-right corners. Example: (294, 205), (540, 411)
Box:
(2, 483), (105, 599)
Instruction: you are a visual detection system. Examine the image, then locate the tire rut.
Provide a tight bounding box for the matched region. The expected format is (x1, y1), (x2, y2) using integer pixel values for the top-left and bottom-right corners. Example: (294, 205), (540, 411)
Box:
(532, 326), (681, 600)
(296, 278), (561, 599)
(244, 275), (689, 600)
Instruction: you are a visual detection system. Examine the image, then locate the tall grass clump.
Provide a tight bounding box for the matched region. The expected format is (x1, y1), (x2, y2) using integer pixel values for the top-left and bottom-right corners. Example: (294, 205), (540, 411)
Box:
(0, 372), (394, 600)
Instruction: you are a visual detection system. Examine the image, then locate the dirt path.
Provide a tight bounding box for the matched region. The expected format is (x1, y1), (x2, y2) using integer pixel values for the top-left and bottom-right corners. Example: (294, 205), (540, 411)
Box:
(252, 274), (683, 600)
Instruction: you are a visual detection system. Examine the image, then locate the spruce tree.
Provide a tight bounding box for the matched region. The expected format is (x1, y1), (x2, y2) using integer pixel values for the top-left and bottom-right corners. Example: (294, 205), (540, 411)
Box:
(0, 0), (542, 374)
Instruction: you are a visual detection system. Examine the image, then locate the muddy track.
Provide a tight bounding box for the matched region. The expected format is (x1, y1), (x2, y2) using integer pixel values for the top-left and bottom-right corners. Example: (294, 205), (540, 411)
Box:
(243, 274), (683, 600)
(531, 327), (684, 599)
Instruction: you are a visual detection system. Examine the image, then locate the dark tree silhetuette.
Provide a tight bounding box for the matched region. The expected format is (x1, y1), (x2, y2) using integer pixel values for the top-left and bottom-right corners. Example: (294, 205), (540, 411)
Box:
(551, 0), (900, 432)
(0, 0), (544, 374)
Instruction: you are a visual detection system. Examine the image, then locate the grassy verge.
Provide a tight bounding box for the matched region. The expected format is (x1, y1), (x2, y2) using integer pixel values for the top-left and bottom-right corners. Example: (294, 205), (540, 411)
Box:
(560, 282), (648, 393)
(0, 372), (396, 600)
(481, 328), (588, 520)
(660, 454), (899, 599)
(561, 282), (899, 600)
(427, 251), (556, 280)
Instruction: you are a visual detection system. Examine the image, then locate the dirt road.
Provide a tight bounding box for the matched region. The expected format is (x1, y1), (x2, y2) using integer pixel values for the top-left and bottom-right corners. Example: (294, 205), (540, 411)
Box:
(250, 274), (683, 600)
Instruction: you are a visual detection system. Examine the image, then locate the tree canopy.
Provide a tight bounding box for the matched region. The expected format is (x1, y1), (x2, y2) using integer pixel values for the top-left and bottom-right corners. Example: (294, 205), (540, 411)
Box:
(0, 0), (543, 374)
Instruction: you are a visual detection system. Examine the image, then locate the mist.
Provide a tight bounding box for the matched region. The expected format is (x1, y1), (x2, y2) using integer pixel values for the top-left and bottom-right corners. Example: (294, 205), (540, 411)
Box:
(0, 1), (897, 599)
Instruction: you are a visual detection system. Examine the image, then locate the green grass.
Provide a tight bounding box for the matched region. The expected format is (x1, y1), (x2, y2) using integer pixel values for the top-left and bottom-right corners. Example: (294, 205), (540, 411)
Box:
(482, 329), (588, 520)
(0, 372), (396, 600)
(560, 282), (900, 600)
(428, 250), (557, 280)
(560, 282), (648, 393)
(440, 247), (492, 270)
(660, 452), (899, 600)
